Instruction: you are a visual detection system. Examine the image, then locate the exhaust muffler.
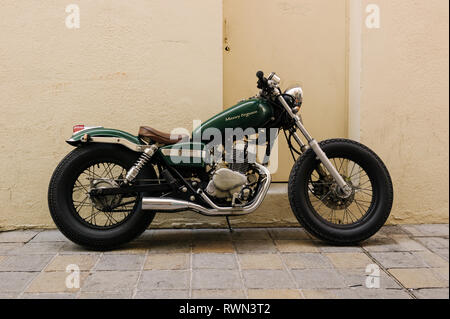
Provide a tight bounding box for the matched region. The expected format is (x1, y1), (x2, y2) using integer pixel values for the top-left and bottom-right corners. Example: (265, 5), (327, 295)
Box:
(141, 163), (271, 216)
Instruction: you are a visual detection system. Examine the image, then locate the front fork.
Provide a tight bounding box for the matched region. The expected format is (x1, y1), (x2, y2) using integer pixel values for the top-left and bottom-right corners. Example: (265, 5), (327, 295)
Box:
(277, 96), (352, 197)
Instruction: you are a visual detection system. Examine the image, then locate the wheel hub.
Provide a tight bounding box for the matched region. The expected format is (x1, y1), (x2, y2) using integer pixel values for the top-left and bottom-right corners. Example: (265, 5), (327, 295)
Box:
(312, 175), (355, 210)
(89, 179), (122, 211)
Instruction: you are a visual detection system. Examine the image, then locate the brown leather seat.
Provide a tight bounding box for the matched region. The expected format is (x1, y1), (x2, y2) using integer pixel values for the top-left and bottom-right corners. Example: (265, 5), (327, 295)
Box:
(138, 126), (188, 145)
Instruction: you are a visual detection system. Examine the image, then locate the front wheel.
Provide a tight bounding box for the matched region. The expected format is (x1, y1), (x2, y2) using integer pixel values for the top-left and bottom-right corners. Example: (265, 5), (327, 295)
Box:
(288, 139), (393, 245)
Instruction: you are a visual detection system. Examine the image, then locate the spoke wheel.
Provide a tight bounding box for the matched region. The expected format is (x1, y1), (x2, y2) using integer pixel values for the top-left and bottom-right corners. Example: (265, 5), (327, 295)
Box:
(288, 139), (393, 245)
(307, 158), (374, 227)
(72, 162), (138, 229)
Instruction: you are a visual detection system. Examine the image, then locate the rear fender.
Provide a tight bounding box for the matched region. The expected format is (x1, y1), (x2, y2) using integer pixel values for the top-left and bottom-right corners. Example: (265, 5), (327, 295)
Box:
(66, 127), (145, 152)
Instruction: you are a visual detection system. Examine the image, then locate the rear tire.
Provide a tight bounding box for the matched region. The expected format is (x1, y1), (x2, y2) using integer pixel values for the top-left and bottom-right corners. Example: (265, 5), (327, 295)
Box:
(288, 139), (393, 245)
(48, 144), (157, 250)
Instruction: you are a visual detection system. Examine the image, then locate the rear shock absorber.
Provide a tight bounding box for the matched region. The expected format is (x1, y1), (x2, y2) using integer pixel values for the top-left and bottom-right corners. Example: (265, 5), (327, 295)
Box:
(124, 144), (159, 184)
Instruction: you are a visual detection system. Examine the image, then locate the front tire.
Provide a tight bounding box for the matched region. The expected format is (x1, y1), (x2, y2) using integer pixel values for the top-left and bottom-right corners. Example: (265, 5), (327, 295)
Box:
(48, 143), (157, 250)
(288, 139), (393, 245)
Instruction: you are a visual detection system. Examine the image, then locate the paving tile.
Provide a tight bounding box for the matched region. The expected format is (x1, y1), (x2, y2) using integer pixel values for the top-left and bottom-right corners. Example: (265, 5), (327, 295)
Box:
(234, 240), (277, 254)
(193, 240), (234, 253)
(350, 287), (411, 299)
(192, 229), (231, 241)
(144, 254), (189, 270)
(59, 242), (102, 255)
(83, 271), (140, 292)
(0, 243), (23, 255)
(231, 228), (271, 241)
(150, 229), (192, 242)
(29, 230), (68, 242)
(390, 236), (427, 251)
(301, 289), (360, 299)
(412, 251), (449, 268)
(377, 225), (408, 236)
(193, 253), (237, 269)
(21, 293), (76, 299)
(325, 253), (373, 269)
(138, 270), (189, 290)
(389, 268), (447, 289)
(362, 237), (402, 252)
(275, 240), (318, 253)
(9, 242), (65, 255)
(402, 224), (449, 237)
(248, 289), (302, 299)
(134, 290), (189, 299)
(0, 254), (54, 272)
(239, 254), (284, 270)
(363, 235), (427, 253)
(369, 232), (390, 240)
(192, 289), (245, 299)
(433, 249), (449, 261)
(268, 228), (311, 240)
(399, 225), (423, 236)
(192, 269), (242, 289)
(242, 270), (295, 289)
(26, 271), (89, 293)
(432, 267), (449, 281)
(78, 292), (133, 299)
(45, 255), (99, 271)
(370, 252), (428, 269)
(315, 243), (363, 253)
(0, 256), (5, 264)
(148, 241), (191, 254)
(338, 268), (401, 289)
(0, 230), (39, 243)
(0, 272), (38, 292)
(415, 237), (449, 251)
(292, 269), (346, 289)
(413, 288), (449, 299)
(94, 254), (145, 271)
(104, 242), (148, 254)
(282, 253), (333, 269)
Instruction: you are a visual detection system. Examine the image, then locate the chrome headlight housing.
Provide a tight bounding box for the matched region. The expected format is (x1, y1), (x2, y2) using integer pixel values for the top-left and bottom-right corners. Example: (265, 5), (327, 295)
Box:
(284, 87), (303, 107)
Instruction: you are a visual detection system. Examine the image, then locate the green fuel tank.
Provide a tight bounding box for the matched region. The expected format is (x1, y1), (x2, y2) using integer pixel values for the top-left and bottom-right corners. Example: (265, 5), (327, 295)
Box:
(192, 98), (274, 142)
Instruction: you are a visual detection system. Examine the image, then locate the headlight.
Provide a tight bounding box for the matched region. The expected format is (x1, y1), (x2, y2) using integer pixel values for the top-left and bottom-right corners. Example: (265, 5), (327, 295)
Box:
(285, 87), (303, 107)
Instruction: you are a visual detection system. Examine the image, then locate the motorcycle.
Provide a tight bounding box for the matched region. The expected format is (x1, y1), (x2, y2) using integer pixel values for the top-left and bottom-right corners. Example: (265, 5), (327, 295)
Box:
(48, 71), (393, 249)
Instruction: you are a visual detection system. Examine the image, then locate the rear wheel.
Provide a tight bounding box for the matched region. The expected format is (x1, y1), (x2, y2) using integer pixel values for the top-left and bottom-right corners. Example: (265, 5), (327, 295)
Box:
(288, 139), (393, 245)
(48, 144), (157, 250)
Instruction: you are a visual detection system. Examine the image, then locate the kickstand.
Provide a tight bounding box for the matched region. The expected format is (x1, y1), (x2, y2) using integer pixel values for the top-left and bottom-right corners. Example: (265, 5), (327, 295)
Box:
(225, 216), (233, 233)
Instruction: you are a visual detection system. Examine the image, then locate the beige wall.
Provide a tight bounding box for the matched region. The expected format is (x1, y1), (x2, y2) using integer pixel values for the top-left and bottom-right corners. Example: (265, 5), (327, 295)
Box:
(0, 0), (223, 230)
(359, 0), (449, 224)
(0, 1), (448, 230)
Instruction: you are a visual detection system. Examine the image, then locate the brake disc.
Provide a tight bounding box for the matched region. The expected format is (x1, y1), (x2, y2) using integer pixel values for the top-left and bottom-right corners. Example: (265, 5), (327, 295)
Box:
(311, 176), (355, 210)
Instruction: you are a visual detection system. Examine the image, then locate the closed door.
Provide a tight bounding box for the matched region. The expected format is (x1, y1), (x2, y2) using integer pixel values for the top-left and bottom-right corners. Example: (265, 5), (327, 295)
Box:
(224, 0), (348, 181)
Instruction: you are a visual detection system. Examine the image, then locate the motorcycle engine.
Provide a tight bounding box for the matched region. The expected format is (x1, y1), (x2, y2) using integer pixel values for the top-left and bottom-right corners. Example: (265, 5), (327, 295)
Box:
(205, 141), (259, 203)
(205, 167), (247, 199)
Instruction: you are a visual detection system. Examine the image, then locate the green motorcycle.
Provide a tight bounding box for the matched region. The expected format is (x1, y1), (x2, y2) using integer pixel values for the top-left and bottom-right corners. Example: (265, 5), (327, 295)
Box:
(48, 71), (393, 249)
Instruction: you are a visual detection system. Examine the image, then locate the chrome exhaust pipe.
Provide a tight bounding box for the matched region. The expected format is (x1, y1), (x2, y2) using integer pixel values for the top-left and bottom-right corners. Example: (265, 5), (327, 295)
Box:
(141, 163), (271, 216)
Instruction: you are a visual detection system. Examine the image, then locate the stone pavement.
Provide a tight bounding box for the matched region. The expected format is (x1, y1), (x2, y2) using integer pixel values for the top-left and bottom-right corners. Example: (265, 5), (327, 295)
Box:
(0, 224), (448, 299)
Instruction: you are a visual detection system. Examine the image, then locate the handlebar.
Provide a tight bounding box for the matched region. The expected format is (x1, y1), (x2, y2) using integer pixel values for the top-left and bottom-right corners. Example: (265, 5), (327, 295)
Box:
(256, 71), (268, 90)
(256, 70), (281, 93)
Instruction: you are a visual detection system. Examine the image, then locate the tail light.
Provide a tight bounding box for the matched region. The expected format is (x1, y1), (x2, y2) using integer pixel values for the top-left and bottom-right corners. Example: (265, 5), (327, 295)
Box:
(73, 125), (85, 133)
